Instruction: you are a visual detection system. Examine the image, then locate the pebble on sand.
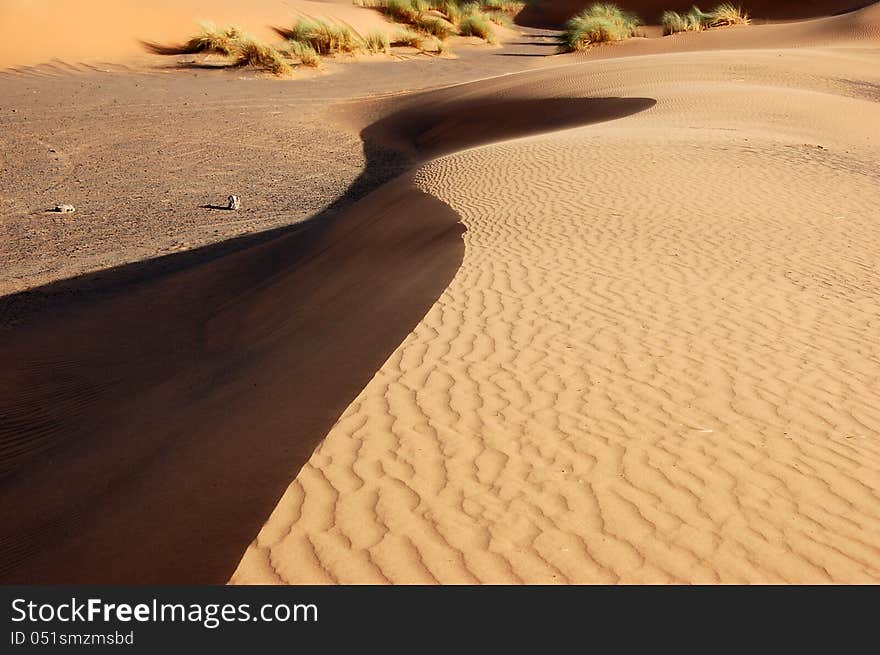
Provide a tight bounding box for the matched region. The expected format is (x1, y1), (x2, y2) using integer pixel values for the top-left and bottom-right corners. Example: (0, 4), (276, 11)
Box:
(53, 204), (76, 213)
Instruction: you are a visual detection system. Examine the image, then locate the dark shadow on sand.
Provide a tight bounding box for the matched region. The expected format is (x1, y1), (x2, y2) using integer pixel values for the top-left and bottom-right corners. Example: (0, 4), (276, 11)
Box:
(0, 94), (654, 583)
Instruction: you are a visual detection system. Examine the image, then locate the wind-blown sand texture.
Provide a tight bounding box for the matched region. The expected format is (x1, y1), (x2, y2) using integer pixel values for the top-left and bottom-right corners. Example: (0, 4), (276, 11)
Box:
(1, 2), (879, 584)
(232, 8), (880, 583)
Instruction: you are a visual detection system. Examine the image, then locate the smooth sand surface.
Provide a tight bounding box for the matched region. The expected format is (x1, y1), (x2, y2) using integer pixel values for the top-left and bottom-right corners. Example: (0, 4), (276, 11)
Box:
(2, 3), (879, 584)
(0, 0), (393, 69)
(232, 8), (880, 583)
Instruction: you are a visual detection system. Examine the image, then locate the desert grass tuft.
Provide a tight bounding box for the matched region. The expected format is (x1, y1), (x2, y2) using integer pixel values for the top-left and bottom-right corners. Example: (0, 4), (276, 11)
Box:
(459, 10), (497, 42)
(235, 39), (293, 75)
(414, 15), (456, 38)
(145, 24), (296, 75)
(558, 4), (641, 52)
(377, 0), (427, 24)
(660, 10), (688, 35)
(288, 41), (322, 66)
(143, 23), (243, 56)
(363, 31), (391, 53)
(277, 18), (359, 55)
(433, 0), (464, 24)
(707, 3), (750, 27)
(662, 4), (749, 35)
(390, 27), (427, 48)
(364, 0), (514, 44)
(477, 0), (525, 14)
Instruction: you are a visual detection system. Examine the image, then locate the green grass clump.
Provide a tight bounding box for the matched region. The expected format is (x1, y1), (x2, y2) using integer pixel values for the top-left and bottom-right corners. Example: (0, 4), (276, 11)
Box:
(391, 28), (427, 48)
(477, 0), (525, 13)
(379, 0), (427, 23)
(414, 15), (456, 38)
(459, 11), (496, 42)
(433, 0), (464, 24)
(278, 18), (359, 55)
(662, 4), (749, 35)
(236, 39), (293, 75)
(368, 0), (506, 43)
(144, 24), (296, 76)
(660, 10), (688, 35)
(363, 31), (391, 53)
(558, 3), (641, 51)
(143, 23), (243, 55)
(288, 41), (321, 67)
(707, 3), (750, 27)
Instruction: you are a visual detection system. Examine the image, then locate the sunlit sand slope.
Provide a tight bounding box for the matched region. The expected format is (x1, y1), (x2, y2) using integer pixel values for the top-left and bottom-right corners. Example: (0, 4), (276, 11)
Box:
(233, 42), (880, 583)
(567, 1), (880, 60)
(0, 0), (391, 69)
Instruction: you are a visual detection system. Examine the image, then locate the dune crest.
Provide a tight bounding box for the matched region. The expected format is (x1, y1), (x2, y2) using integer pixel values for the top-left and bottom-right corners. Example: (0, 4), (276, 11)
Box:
(232, 41), (880, 583)
(2, 0), (879, 586)
(0, 178), (463, 583)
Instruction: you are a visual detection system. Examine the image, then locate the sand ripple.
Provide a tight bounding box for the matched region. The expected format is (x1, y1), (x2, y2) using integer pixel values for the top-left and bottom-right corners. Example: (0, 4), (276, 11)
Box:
(233, 47), (880, 584)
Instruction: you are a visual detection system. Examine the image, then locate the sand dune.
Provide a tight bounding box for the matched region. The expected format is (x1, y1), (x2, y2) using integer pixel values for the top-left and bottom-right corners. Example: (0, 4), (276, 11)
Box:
(0, 67), (649, 582)
(231, 18), (880, 582)
(518, 0), (877, 28)
(0, 0), (392, 69)
(555, 2), (880, 60)
(0, 176), (464, 583)
(2, 2), (879, 584)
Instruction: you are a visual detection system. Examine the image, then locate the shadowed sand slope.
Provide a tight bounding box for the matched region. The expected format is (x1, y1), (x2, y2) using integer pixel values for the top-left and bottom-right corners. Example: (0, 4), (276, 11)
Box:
(0, 93), (653, 582)
(518, 0), (877, 27)
(233, 43), (880, 583)
(354, 96), (656, 160)
(0, 180), (463, 583)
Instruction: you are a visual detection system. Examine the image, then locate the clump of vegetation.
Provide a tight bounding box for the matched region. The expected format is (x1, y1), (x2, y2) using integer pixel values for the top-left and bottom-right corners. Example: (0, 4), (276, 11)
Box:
(478, 0), (525, 12)
(459, 11), (496, 42)
(288, 41), (322, 67)
(143, 23), (244, 56)
(362, 0), (523, 44)
(391, 27), (427, 48)
(414, 15), (456, 38)
(377, 0), (427, 23)
(661, 9), (692, 35)
(662, 4), (749, 35)
(558, 3), (641, 52)
(363, 31), (391, 53)
(708, 3), (750, 27)
(434, 0), (464, 24)
(144, 24), (297, 76)
(150, 0), (521, 75)
(277, 19), (359, 55)
(236, 39), (293, 75)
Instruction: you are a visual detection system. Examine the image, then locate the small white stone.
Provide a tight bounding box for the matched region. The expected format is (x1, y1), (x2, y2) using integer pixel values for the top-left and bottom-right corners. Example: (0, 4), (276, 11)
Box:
(227, 195), (241, 210)
(54, 204), (75, 213)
